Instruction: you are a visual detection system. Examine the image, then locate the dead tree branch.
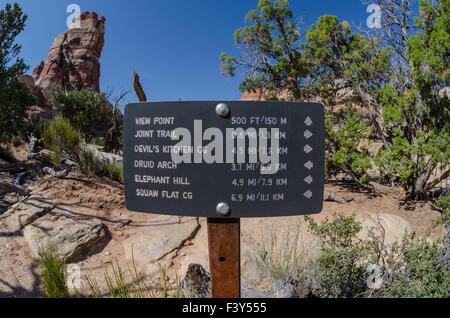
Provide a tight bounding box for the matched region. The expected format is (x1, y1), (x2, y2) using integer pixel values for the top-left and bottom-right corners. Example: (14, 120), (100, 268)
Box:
(324, 191), (348, 204)
(41, 166), (72, 179)
(133, 71), (147, 102)
(0, 182), (31, 196)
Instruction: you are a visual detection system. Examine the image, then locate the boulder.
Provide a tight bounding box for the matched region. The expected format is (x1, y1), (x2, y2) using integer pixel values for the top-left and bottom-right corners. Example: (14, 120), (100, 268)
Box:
(178, 223), (210, 276)
(23, 213), (106, 262)
(241, 242), (266, 285)
(358, 213), (412, 246)
(123, 216), (200, 264)
(4, 196), (56, 231)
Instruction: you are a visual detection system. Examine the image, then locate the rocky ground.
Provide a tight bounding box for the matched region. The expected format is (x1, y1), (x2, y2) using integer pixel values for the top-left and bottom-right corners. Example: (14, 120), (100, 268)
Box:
(0, 145), (446, 298)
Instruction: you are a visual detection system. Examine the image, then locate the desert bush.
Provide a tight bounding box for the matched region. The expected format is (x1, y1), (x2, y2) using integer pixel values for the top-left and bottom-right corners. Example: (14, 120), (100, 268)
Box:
(304, 214), (374, 297)
(304, 213), (449, 298)
(51, 87), (113, 139)
(79, 149), (123, 184)
(436, 196), (450, 215)
(78, 149), (101, 177)
(103, 162), (124, 184)
(42, 116), (82, 164)
(42, 119), (123, 183)
(259, 219), (318, 282)
(23, 115), (49, 140)
(368, 233), (449, 298)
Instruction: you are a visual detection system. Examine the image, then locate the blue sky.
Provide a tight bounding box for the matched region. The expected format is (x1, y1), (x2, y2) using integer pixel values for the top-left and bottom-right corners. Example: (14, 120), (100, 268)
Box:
(8, 0), (370, 108)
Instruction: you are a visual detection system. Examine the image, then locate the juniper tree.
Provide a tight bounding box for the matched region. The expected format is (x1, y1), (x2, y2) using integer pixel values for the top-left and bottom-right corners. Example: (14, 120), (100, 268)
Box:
(220, 0), (311, 101)
(221, 0), (450, 199)
(0, 3), (35, 145)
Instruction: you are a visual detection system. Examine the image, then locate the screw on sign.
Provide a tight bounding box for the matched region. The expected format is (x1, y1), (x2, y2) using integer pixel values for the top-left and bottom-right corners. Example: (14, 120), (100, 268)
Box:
(123, 101), (325, 298)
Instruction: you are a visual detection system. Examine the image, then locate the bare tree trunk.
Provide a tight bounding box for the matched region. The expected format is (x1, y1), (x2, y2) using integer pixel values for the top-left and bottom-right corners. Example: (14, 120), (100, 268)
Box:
(15, 171), (31, 186)
(41, 166), (72, 178)
(425, 168), (450, 193)
(411, 161), (435, 198)
(27, 134), (44, 160)
(0, 163), (29, 174)
(0, 182), (30, 196)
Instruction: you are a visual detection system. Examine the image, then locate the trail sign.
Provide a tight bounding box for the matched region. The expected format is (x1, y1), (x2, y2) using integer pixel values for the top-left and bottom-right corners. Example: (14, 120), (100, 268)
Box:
(123, 101), (325, 218)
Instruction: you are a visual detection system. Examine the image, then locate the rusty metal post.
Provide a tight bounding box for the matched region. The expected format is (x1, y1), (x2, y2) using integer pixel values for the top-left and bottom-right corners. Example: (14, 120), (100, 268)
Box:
(207, 218), (241, 298)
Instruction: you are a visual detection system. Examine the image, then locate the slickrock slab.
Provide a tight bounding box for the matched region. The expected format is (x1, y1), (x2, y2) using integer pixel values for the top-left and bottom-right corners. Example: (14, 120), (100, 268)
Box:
(23, 213), (106, 263)
(4, 196), (56, 231)
(123, 216), (200, 263)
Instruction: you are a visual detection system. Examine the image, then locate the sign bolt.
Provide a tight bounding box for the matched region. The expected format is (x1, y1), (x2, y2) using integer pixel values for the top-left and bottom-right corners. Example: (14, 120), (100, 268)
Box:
(216, 103), (230, 118)
(216, 202), (231, 216)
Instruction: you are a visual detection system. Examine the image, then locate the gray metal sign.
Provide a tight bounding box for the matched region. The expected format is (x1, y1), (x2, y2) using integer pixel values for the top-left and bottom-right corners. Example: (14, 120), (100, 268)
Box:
(123, 101), (325, 218)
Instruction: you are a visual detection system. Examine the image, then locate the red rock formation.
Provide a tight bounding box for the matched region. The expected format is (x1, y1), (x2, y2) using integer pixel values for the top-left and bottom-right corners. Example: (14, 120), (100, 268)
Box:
(25, 106), (56, 119)
(240, 89), (293, 101)
(240, 80), (357, 104)
(31, 12), (106, 107)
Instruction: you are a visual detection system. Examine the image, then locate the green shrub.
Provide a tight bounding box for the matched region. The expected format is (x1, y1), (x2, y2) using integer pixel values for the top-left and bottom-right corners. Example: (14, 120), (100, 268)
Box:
(42, 116), (82, 164)
(79, 149), (101, 177)
(436, 196), (450, 214)
(51, 87), (113, 139)
(23, 115), (49, 140)
(325, 107), (374, 189)
(305, 214), (374, 297)
(369, 233), (449, 298)
(79, 149), (123, 184)
(103, 162), (124, 184)
(304, 213), (449, 298)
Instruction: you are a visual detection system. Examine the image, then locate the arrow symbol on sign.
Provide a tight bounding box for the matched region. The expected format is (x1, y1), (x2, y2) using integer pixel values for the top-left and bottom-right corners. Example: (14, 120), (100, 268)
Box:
(304, 145), (313, 154)
(304, 130), (313, 139)
(305, 117), (313, 126)
(304, 175), (313, 184)
(304, 190), (313, 199)
(304, 161), (314, 170)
